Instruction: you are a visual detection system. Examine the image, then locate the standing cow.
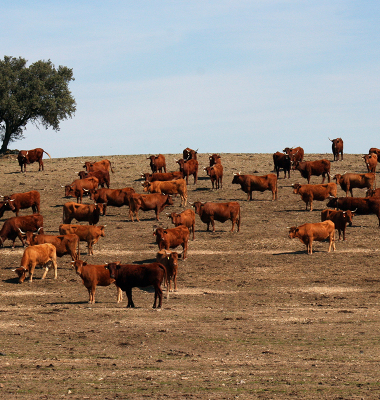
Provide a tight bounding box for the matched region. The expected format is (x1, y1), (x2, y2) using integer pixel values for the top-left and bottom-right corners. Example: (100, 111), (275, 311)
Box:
(17, 148), (52, 172)
(329, 138), (344, 161)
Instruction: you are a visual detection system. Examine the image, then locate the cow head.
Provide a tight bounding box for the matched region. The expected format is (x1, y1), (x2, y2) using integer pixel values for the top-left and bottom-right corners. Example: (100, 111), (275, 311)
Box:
(105, 262), (121, 279)
(292, 183), (302, 194)
(72, 260), (86, 274)
(64, 185), (74, 197)
(191, 201), (203, 215)
(288, 226), (299, 238)
(342, 210), (355, 227)
(14, 266), (28, 283)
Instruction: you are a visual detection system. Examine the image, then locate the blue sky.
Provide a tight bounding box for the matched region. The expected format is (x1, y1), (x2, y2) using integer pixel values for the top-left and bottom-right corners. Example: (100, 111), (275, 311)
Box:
(3, 1), (379, 157)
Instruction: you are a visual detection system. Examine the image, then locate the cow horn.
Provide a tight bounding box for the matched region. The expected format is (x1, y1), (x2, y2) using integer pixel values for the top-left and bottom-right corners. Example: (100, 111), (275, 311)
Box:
(9, 199), (15, 202)
(18, 228), (26, 235)
(328, 137), (332, 141)
(83, 188), (89, 191)
(0, 195), (3, 198)
(37, 227), (43, 233)
(61, 185), (65, 187)
(351, 208), (357, 213)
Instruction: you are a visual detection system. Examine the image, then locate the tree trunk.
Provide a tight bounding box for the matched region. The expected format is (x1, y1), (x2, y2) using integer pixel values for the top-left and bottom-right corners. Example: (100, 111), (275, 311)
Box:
(0, 123), (13, 154)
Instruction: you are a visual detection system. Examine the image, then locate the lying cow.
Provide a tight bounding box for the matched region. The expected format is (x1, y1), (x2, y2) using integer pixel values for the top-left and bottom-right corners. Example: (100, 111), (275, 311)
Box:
(333, 173), (375, 197)
(0, 190), (40, 218)
(0, 214), (43, 248)
(167, 209), (196, 240)
(292, 182), (337, 211)
(156, 249), (179, 293)
(153, 226), (190, 260)
(62, 202), (103, 225)
(142, 179), (187, 207)
(59, 224), (105, 256)
(128, 193), (173, 222)
(17, 148), (52, 172)
(321, 209), (355, 241)
(232, 173), (278, 201)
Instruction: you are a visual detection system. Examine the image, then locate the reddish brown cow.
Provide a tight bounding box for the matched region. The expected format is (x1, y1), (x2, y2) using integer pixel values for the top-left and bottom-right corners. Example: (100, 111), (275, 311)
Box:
(369, 148), (380, 159)
(283, 147), (304, 164)
(366, 188), (380, 197)
(273, 152), (291, 178)
(167, 209), (196, 240)
(72, 260), (122, 304)
(0, 214), (43, 248)
(105, 262), (167, 308)
(293, 159), (331, 184)
(148, 154), (166, 173)
(62, 202), (103, 225)
(329, 138), (344, 161)
(142, 179), (187, 206)
(204, 164), (223, 190)
(288, 221), (336, 255)
(153, 225), (190, 260)
(77, 170), (110, 188)
(156, 249), (179, 293)
(83, 160), (114, 173)
(176, 159), (198, 185)
(183, 147), (198, 160)
(127, 193), (174, 221)
(363, 153), (377, 173)
(192, 201), (241, 232)
(333, 173), (375, 197)
(0, 190), (40, 217)
(64, 177), (99, 203)
(232, 173), (278, 201)
(321, 209), (355, 241)
(59, 224), (105, 255)
(17, 148), (52, 172)
(292, 182), (337, 211)
(92, 187), (135, 215)
(209, 154), (222, 166)
(141, 171), (183, 182)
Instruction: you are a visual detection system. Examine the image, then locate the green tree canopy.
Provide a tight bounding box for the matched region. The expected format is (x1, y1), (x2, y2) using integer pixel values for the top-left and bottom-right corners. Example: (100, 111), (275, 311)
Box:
(0, 56), (76, 153)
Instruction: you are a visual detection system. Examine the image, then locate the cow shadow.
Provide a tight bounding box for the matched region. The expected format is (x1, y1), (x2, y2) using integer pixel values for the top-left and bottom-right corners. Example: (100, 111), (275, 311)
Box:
(133, 258), (156, 264)
(3, 277), (20, 284)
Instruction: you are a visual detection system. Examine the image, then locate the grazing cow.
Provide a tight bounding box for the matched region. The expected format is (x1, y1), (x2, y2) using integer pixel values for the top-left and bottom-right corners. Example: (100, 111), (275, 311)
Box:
(64, 177), (99, 203)
(273, 152), (291, 179)
(0, 214), (43, 248)
(142, 179), (187, 206)
(92, 187), (135, 215)
(292, 183), (337, 211)
(283, 147), (304, 164)
(369, 148), (380, 159)
(288, 221), (336, 255)
(0, 190), (40, 217)
(321, 209), (355, 241)
(153, 225), (190, 260)
(363, 153), (377, 173)
(209, 154), (222, 166)
(77, 170), (110, 188)
(105, 262), (167, 308)
(59, 224), (105, 256)
(329, 137), (344, 161)
(17, 148), (52, 172)
(167, 209), (196, 240)
(293, 159), (331, 184)
(71, 260), (122, 304)
(62, 202), (103, 225)
(128, 193), (174, 222)
(24, 232), (79, 260)
(14, 243), (57, 283)
(232, 173), (278, 201)
(148, 154), (166, 173)
(176, 159), (199, 185)
(204, 164), (223, 189)
(83, 160), (114, 173)
(156, 249), (179, 293)
(142, 171), (183, 182)
(192, 201), (241, 232)
(333, 173), (375, 197)
(183, 147), (198, 160)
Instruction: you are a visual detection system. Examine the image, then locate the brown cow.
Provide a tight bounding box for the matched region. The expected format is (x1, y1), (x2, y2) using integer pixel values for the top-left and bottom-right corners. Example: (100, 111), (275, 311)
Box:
(369, 148), (380, 159)
(92, 187), (135, 215)
(167, 209), (196, 240)
(141, 171), (183, 182)
(232, 173), (278, 201)
(363, 153), (377, 173)
(288, 221), (336, 255)
(72, 260), (122, 304)
(17, 148), (52, 172)
(105, 262), (167, 308)
(128, 193), (174, 221)
(292, 182), (337, 211)
(0, 214), (43, 248)
(14, 243), (57, 283)
(273, 152), (291, 178)
(283, 147), (304, 164)
(366, 188), (380, 197)
(83, 160), (114, 173)
(77, 170), (110, 188)
(293, 159), (331, 184)
(148, 154), (166, 173)
(333, 173), (375, 197)
(142, 179), (187, 206)
(62, 202), (103, 225)
(64, 177), (99, 203)
(183, 147), (198, 160)
(156, 249), (179, 293)
(204, 164), (223, 189)
(0, 190), (40, 217)
(209, 154), (222, 166)
(321, 209), (355, 241)
(176, 159), (198, 185)
(329, 138), (344, 161)
(59, 224), (105, 256)
(153, 225), (190, 260)
(192, 201), (241, 232)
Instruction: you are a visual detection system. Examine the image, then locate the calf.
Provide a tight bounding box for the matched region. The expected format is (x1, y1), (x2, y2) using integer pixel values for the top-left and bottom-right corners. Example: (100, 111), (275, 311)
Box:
(154, 225), (190, 260)
(204, 164), (223, 189)
(0, 190), (40, 217)
(128, 193), (174, 222)
(321, 209), (355, 241)
(292, 182), (337, 211)
(156, 249), (179, 293)
(59, 224), (105, 256)
(167, 209), (196, 240)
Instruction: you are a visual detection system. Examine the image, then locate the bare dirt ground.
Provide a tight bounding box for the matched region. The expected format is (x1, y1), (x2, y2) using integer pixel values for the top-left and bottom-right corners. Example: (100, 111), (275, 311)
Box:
(1, 152), (380, 399)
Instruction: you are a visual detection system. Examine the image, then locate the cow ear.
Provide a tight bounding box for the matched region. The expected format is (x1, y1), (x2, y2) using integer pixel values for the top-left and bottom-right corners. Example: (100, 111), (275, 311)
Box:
(83, 261), (87, 266)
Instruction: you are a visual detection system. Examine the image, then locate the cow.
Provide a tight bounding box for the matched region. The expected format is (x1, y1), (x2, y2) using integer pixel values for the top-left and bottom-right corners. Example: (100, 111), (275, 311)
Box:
(333, 173), (375, 197)
(232, 173), (278, 201)
(156, 249), (179, 293)
(83, 159), (114, 173)
(127, 193), (174, 222)
(192, 201), (241, 232)
(273, 152), (291, 179)
(24, 231), (79, 260)
(321, 209), (355, 241)
(17, 148), (52, 172)
(62, 202), (103, 225)
(288, 221), (336, 255)
(369, 148), (380, 159)
(363, 153), (377, 173)
(14, 243), (57, 283)
(142, 171), (183, 182)
(142, 179), (187, 207)
(64, 177), (99, 203)
(105, 262), (167, 308)
(176, 159), (198, 185)
(366, 188), (380, 197)
(153, 225), (190, 260)
(71, 260), (122, 304)
(183, 147), (198, 160)
(283, 147), (304, 164)
(293, 159), (331, 184)
(0, 214), (43, 248)
(204, 164), (223, 189)
(92, 187), (135, 215)
(77, 170), (110, 188)
(59, 224), (105, 256)
(148, 154), (166, 173)
(209, 154), (222, 166)
(167, 209), (196, 240)
(0, 190), (40, 218)
(292, 183), (337, 211)
(329, 137), (344, 161)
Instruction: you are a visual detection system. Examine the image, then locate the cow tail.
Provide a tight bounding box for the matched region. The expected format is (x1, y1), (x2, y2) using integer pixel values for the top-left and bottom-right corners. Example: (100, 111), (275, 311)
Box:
(110, 162), (115, 173)
(43, 150), (52, 160)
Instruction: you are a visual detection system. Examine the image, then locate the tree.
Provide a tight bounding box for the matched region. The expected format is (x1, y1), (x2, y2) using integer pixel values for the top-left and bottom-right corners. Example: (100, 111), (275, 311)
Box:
(0, 56), (76, 154)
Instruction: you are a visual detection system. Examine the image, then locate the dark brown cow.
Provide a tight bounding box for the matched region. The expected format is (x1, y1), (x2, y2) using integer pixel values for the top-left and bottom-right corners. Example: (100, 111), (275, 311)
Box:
(59, 224), (105, 255)
(62, 202), (103, 225)
(167, 209), (196, 240)
(77, 170), (110, 188)
(0, 214), (43, 248)
(64, 177), (99, 203)
(83, 160), (114, 173)
(209, 154), (222, 166)
(105, 262), (167, 308)
(192, 201), (241, 232)
(283, 147), (304, 164)
(176, 159), (198, 185)
(288, 221), (336, 255)
(183, 147), (198, 160)
(153, 225), (190, 260)
(329, 138), (344, 161)
(156, 249), (179, 293)
(72, 260), (122, 304)
(321, 209), (355, 241)
(127, 193), (174, 222)
(292, 183), (337, 211)
(204, 164), (223, 189)
(0, 190), (40, 217)
(148, 154), (166, 173)
(333, 173), (375, 197)
(363, 153), (377, 173)
(293, 159), (331, 184)
(142, 179), (187, 206)
(142, 171), (183, 182)
(232, 173), (278, 201)
(92, 187), (135, 215)
(273, 152), (291, 178)
(17, 148), (52, 172)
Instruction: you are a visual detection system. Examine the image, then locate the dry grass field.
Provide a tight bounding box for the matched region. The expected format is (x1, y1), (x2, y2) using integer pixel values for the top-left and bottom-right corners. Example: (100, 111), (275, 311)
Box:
(1, 152), (380, 399)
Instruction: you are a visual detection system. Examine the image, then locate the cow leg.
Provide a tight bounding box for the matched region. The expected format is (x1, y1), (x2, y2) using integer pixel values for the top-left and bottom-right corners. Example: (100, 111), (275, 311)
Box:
(126, 288), (134, 307)
(16, 231), (26, 247)
(191, 225), (195, 240)
(90, 286), (96, 303)
(41, 266), (49, 280)
(116, 286), (123, 303)
(328, 232), (336, 252)
(154, 284), (163, 308)
(211, 218), (216, 232)
(230, 219), (235, 233)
